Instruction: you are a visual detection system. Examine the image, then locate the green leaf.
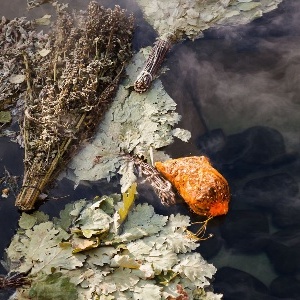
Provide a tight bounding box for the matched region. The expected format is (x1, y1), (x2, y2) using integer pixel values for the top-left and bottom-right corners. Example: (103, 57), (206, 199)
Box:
(19, 211), (49, 229)
(135, 0), (282, 41)
(31, 242), (85, 275)
(146, 247), (178, 274)
(73, 198), (114, 237)
(53, 203), (74, 231)
(29, 272), (77, 300)
(6, 196), (220, 299)
(155, 270), (178, 285)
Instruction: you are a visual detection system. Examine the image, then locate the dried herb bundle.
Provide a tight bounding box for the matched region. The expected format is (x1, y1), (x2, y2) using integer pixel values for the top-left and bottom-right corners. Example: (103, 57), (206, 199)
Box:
(0, 16), (44, 111)
(14, 2), (134, 210)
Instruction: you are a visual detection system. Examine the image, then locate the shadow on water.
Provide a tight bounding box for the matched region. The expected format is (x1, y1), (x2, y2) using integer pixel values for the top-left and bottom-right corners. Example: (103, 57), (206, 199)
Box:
(1, 0), (300, 299)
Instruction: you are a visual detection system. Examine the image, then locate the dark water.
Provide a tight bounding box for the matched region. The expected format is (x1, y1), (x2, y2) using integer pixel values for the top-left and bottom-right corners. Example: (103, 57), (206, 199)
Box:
(1, 0), (300, 299)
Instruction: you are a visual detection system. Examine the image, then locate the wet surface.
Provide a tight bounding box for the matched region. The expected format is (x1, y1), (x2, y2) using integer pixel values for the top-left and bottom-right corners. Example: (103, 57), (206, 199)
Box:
(1, 0), (300, 299)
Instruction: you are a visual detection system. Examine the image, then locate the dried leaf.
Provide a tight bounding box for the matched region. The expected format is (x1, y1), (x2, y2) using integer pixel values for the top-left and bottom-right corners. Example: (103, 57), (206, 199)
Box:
(38, 48), (51, 57)
(118, 182), (137, 224)
(0, 111), (12, 123)
(35, 14), (51, 26)
(8, 74), (26, 84)
(110, 254), (140, 269)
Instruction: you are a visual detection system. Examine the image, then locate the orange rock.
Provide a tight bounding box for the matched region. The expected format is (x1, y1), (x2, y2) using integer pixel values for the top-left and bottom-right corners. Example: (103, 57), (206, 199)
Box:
(155, 156), (230, 217)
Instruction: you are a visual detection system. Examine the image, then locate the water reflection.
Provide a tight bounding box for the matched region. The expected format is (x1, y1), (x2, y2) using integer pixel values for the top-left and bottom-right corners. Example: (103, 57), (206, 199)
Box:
(1, 0), (300, 299)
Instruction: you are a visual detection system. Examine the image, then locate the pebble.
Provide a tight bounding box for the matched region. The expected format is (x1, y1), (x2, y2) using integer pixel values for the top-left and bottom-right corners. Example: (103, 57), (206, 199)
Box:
(270, 276), (300, 299)
(220, 210), (269, 253)
(213, 267), (275, 300)
(242, 173), (299, 208)
(265, 228), (300, 274)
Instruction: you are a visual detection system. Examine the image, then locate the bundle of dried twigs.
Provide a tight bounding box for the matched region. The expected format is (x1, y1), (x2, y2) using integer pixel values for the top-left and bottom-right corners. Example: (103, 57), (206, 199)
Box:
(14, 2), (134, 210)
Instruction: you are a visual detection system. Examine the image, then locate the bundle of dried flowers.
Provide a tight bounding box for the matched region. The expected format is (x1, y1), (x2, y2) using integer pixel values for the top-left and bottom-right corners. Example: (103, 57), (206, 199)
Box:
(11, 1), (134, 210)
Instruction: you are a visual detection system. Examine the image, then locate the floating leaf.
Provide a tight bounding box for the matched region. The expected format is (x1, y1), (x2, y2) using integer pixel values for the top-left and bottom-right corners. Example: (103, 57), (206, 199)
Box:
(173, 253), (217, 288)
(118, 182), (137, 224)
(18, 211), (49, 229)
(108, 268), (139, 292)
(110, 254), (140, 269)
(73, 199), (114, 237)
(136, 0), (283, 41)
(172, 128), (191, 142)
(71, 237), (100, 253)
(18, 213), (37, 230)
(29, 272), (77, 300)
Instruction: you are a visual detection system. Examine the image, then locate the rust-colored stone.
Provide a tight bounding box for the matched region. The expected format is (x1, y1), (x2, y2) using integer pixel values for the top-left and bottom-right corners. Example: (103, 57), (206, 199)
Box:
(155, 156), (230, 217)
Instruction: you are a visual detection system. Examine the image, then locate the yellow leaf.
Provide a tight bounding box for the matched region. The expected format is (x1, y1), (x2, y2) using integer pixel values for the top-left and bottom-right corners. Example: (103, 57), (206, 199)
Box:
(71, 237), (100, 253)
(118, 183), (137, 224)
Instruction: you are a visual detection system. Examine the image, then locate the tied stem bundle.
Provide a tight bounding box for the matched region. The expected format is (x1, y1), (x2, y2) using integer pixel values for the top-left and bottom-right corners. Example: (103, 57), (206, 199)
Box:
(15, 2), (134, 210)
